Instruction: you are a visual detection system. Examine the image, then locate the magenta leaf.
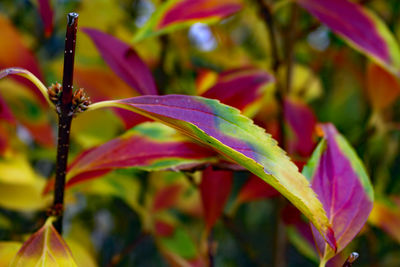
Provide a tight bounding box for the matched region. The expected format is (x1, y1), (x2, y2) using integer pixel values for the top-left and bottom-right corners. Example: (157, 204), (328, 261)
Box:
(201, 67), (274, 111)
(296, 0), (400, 75)
(82, 28), (158, 95)
(302, 123), (373, 263)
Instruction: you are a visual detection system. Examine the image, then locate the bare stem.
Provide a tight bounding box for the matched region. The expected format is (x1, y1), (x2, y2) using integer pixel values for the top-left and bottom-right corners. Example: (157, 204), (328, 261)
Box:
(51, 12), (79, 234)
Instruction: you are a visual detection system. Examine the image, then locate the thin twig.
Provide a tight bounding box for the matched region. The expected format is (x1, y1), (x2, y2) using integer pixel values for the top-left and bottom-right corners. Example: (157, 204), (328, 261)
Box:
(51, 12), (79, 234)
(284, 4), (299, 94)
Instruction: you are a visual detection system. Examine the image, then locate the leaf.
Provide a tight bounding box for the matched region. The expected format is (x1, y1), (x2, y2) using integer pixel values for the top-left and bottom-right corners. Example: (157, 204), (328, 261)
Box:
(62, 122), (216, 191)
(302, 123), (373, 263)
(88, 94), (335, 248)
(287, 225), (319, 263)
(133, 0), (243, 41)
(74, 65), (148, 129)
(0, 155), (51, 211)
(0, 94), (15, 125)
(366, 62), (400, 110)
(82, 28), (158, 95)
(236, 174), (279, 204)
(296, 0), (400, 75)
(73, 172), (144, 216)
(0, 76), (53, 146)
(368, 197), (400, 243)
(65, 240), (97, 267)
(10, 217), (78, 267)
(153, 184), (184, 212)
(284, 97), (317, 157)
(0, 242), (21, 267)
(37, 0), (54, 37)
(201, 67), (274, 113)
(0, 15), (46, 104)
(159, 228), (197, 259)
(200, 166), (233, 231)
(0, 68), (51, 107)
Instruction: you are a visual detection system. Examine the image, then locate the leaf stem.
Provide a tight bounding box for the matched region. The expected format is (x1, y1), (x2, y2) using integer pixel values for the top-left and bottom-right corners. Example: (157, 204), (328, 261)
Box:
(51, 12), (79, 234)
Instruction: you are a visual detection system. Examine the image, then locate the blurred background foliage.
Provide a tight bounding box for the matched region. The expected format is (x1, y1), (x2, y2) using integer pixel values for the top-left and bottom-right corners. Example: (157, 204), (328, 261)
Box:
(0, 0), (400, 266)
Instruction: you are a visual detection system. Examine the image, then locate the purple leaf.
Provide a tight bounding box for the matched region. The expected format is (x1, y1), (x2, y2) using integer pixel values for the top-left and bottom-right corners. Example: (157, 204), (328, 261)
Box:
(82, 28), (158, 95)
(303, 123), (373, 263)
(296, 0), (400, 75)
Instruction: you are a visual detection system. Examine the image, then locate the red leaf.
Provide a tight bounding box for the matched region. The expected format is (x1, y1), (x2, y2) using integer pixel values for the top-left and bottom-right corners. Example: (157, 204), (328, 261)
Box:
(155, 220), (175, 237)
(82, 28), (158, 95)
(284, 97), (317, 157)
(38, 0), (54, 37)
(200, 166), (233, 231)
(236, 174), (279, 204)
(0, 15), (46, 105)
(0, 94), (15, 125)
(201, 67), (274, 111)
(153, 184), (183, 212)
(366, 62), (400, 110)
(74, 66), (148, 128)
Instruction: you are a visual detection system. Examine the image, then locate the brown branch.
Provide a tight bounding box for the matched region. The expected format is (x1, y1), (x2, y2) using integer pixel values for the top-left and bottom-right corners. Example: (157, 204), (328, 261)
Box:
(51, 12), (79, 234)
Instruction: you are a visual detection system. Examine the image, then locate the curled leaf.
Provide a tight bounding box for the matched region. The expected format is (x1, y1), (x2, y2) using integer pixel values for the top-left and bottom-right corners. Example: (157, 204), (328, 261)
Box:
(88, 95), (335, 248)
(0, 68), (52, 107)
